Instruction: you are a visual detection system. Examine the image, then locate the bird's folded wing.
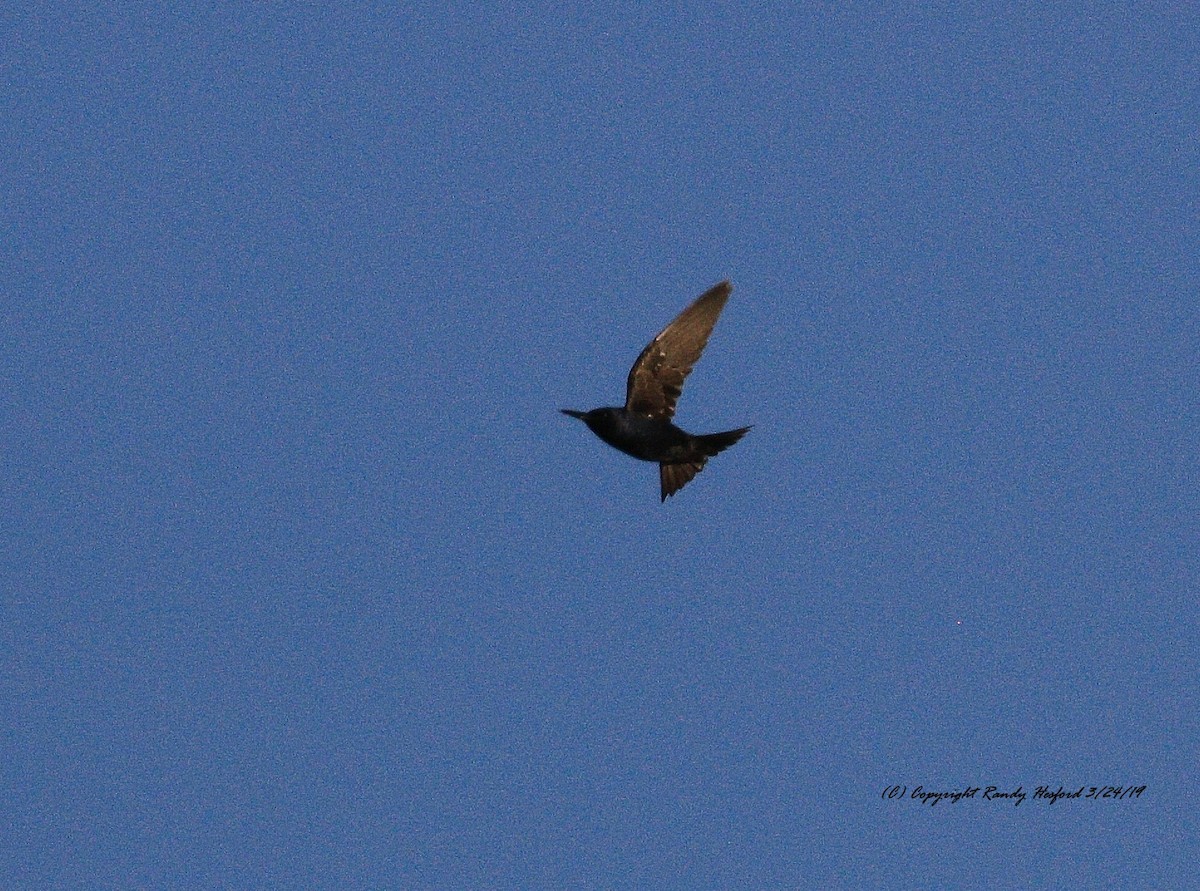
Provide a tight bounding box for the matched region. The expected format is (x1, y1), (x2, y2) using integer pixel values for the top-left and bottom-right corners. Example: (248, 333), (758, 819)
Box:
(625, 281), (732, 420)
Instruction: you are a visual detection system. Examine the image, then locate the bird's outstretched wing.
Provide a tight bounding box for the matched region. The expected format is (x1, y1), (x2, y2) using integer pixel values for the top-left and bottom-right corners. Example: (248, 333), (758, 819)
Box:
(624, 281), (732, 420)
(660, 461), (706, 501)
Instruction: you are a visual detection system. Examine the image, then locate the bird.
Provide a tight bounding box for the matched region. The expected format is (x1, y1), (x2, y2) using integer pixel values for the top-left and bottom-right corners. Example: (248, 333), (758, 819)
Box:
(561, 280), (751, 501)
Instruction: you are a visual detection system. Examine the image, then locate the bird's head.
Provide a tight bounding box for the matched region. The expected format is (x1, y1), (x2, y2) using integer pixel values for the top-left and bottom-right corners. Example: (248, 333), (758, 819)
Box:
(560, 407), (624, 435)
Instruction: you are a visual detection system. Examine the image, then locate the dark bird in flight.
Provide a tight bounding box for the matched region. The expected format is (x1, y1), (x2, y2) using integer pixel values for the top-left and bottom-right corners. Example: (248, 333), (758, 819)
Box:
(561, 280), (751, 501)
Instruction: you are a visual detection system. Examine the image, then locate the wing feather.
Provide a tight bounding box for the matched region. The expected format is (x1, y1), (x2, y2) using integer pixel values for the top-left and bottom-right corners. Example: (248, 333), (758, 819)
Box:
(625, 281), (732, 419)
(659, 461), (706, 501)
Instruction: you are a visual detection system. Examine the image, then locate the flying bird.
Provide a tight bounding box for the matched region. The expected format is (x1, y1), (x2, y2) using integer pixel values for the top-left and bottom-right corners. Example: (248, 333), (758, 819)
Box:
(561, 280), (751, 501)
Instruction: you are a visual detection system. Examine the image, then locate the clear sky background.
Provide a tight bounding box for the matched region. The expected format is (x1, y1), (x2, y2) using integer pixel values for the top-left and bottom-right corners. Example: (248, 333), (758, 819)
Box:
(4, 4), (1197, 888)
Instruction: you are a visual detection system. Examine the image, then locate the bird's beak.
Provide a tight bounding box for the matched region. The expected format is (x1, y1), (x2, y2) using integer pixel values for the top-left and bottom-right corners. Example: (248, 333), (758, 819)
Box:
(560, 409), (586, 420)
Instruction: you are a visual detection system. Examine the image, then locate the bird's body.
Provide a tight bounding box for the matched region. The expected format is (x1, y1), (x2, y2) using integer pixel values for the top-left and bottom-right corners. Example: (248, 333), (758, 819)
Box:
(561, 281), (751, 501)
(560, 407), (741, 464)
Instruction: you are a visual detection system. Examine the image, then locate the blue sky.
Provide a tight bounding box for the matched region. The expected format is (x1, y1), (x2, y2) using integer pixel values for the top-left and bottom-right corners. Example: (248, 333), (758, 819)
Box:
(4, 3), (1197, 888)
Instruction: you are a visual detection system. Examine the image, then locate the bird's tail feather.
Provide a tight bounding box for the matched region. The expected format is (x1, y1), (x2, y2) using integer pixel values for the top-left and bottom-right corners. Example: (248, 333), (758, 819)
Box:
(696, 425), (752, 457)
(659, 427), (751, 501)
